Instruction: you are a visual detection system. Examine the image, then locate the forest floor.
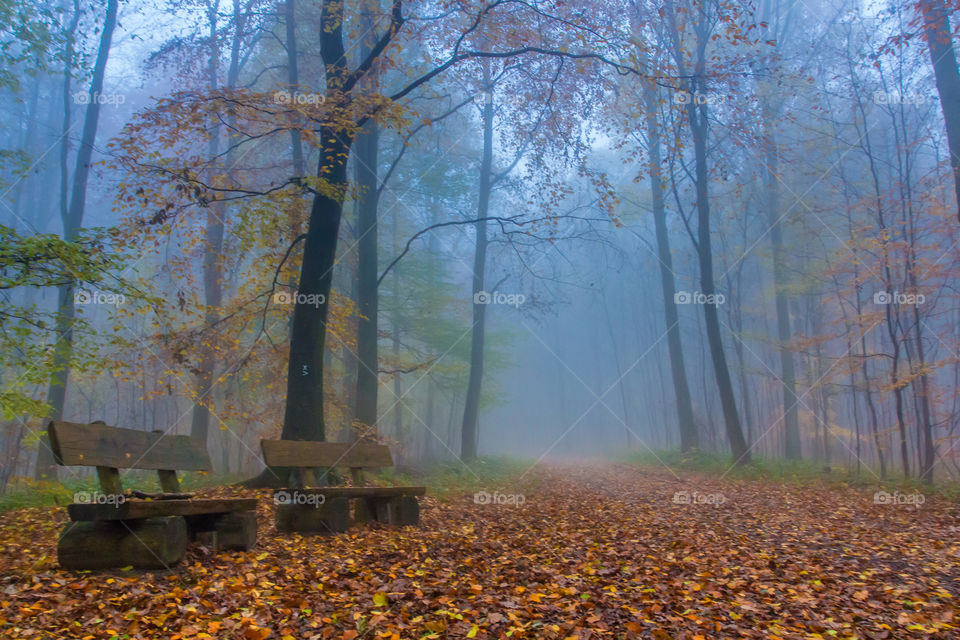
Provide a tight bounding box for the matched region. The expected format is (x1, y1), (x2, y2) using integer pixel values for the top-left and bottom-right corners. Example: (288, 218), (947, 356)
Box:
(0, 461), (958, 639)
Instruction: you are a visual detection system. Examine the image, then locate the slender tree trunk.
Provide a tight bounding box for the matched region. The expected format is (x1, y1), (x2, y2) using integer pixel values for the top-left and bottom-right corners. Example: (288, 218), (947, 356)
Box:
(390, 207), (402, 444)
(645, 91), (698, 451)
(36, 0), (118, 480)
(353, 130), (379, 434)
(920, 1), (960, 222)
(190, 0), (225, 446)
(687, 103), (750, 464)
(460, 81), (494, 461)
(59, 0), (80, 241)
(353, 0), (380, 438)
(762, 120), (801, 458)
(912, 298), (936, 483)
(285, 0), (304, 178)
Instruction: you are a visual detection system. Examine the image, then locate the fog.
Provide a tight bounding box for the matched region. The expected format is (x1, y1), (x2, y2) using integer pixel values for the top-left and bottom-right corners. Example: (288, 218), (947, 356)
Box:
(2, 0), (959, 487)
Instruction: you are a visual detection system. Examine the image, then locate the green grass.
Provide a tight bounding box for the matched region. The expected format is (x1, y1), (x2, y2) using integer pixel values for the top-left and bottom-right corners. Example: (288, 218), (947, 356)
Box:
(621, 448), (960, 496)
(6, 451), (949, 512)
(0, 469), (249, 513)
(381, 455), (537, 501)
(0, 457), (533, 512)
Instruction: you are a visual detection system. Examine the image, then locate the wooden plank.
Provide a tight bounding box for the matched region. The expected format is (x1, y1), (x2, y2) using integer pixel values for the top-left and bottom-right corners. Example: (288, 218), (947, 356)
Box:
(67, 497), (257, 521)
(260, 439), (394, 469)
(49, 421), (211, 470)
(273, 486), (425, 499)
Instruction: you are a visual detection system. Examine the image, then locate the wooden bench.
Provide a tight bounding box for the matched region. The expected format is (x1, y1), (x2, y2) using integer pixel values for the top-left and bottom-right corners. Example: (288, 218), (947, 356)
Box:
(49, 420), (257, 570)
(260, 439), (425, 534)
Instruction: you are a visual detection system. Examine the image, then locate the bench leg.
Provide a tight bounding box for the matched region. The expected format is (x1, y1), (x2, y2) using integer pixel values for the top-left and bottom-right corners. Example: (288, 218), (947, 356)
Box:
(356, 496), (419, 526)
(184, 511), (257, 551)
(212, 511), (257, 551)
(355, 497), (376, 524)
(58, 516), (188, 570)
(379, 495), (419, 526)
(275, 496), (349, 534)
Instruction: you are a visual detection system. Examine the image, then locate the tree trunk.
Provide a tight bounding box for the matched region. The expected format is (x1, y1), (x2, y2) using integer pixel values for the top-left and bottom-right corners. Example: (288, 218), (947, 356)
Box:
(460, 82), (494, 461)
(353, 0), (380, 438)
(920, 1), (960, 222)
(687, 102), (750, 464)
(353, 124), (379, 435)
(285, 0), (304, 178)
(279, 0), (351, 444)
(281, 129), (350, 442)
(190, 0), (225, 447)
(36, 0), (118, 480)
(762, 123), (801, 459)
(645, 90), (698, 452)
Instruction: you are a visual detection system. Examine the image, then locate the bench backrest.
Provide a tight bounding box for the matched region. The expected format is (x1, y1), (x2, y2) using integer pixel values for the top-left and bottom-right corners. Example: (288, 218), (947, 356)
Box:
(48, 420), (211, 494)
(260, 439), (393, 475)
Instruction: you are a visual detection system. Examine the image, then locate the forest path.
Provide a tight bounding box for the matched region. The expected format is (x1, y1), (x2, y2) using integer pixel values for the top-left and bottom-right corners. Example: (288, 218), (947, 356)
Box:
(1, 462), (958, 638)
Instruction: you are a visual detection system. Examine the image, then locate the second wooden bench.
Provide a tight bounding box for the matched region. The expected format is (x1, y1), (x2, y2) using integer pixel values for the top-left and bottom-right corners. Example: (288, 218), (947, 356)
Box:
(260, 439), (425, 534)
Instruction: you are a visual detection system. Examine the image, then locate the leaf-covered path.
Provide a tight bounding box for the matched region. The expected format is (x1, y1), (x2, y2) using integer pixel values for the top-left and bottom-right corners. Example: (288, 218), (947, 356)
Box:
(2, 464), (958, 639)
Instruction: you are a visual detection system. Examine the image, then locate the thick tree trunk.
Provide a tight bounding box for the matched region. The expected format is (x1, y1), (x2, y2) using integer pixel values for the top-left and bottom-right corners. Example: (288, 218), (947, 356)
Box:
(920, 1), (960, 222)
(645, 92), (698, 452)
(460, 85), (494, 461)
(281, 129), (350, 442)
(36, 0), (118, 480)
(279, 0), (351, 444)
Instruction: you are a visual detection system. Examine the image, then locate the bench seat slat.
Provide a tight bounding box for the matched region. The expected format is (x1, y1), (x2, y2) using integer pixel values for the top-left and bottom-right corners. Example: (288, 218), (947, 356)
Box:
(67, 498), (257, 521)
(275, 486), (426, 498)
(50, 421), (210, 471)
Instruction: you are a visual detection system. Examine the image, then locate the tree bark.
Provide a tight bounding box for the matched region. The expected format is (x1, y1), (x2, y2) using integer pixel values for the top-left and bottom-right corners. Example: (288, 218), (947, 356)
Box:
(279, 0), (353, 444)
(285, 0), (304, 178)
(37, 0), (118, 480)
(920, 1), (960, 222)
(460, 80), (494, 461)
(762, 121), (801, 459)
(190, 0), (226, 447)
(644, 89), (698, 452)
(687, 102), (751, 464)
(353, 113), (380, 437)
